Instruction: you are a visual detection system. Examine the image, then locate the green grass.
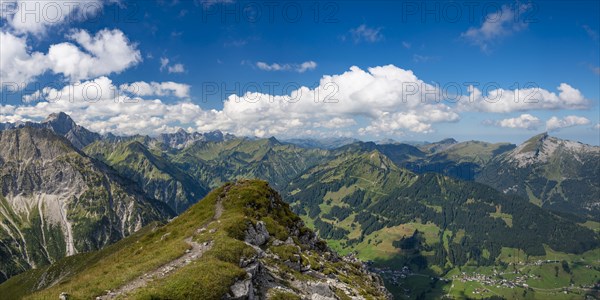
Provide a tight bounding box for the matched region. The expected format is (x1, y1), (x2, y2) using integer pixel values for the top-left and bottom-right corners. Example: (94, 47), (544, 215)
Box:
(490, 209), (513, 228)
(579, 220), (600, 233)
(439, 141), (514, 163)
(434, 247), (600, 300)
(131, 258), (246, 299)
(329, 222), (442, 262)
(3, 186), (220, 299)
(324, 185), (356, 203)
(269, 290), (302, 300)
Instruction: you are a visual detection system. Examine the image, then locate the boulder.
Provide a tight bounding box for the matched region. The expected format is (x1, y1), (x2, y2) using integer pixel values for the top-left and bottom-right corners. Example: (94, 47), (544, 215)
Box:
(244, 221), (270, 246)
(228, 279), (254, 300)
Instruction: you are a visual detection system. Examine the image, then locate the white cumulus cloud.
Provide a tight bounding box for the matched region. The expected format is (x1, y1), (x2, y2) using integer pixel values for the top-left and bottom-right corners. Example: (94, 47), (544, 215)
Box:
(160, 57), (186, 73)
(119, 81), (191, 98)
(0, 28), (141, 85)
(496, 114), (541, 130)
(0, 30), (49, 85)
(3, 65), (461, 137)
(47, 29), (142, 81)
(2, 77), (207, 135)
(2, 65), (593, 139)
(546, 116), (591, 131)
(459, 83), (589, 113)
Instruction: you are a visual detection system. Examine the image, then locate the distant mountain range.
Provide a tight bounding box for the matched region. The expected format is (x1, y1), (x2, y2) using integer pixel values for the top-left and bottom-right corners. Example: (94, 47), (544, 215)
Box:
(157, 128), (236, 149)
(0, 113), (598, 298)
(283, 137), (359, 149)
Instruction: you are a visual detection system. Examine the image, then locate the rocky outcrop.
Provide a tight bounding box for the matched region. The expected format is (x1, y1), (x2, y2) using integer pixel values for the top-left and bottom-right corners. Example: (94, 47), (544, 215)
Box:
(227, 235), (390, 300)
(224, 185), (391, 300)
(42, 112), (101, 149)
(244, 221), (270, 246)
(229, 279), (254, 300)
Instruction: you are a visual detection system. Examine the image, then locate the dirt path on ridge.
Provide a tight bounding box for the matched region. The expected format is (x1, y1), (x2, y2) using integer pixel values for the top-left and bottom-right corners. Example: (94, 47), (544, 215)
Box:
(97, 192), (226, 299)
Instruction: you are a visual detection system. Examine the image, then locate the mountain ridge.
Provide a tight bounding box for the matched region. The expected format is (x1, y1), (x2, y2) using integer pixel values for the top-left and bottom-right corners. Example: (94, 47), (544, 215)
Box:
(0, 180), (391, 299)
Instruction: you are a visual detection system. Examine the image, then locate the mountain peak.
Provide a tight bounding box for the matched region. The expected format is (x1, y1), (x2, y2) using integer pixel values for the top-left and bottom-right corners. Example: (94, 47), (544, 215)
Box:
(42, 112), (77, 135)
(517, 132), (550, 154)
(40, 112), (100, 148)
(420, 138), (458, 153)
(439, 138), (458, 144)
(43, 112), (74, 124)
(525, 132), (549, 144)
(0, 180), (390, 299)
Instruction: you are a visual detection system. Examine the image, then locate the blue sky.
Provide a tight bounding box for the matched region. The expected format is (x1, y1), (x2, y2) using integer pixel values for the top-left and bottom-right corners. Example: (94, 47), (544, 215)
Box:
(0, 0), (599, 145)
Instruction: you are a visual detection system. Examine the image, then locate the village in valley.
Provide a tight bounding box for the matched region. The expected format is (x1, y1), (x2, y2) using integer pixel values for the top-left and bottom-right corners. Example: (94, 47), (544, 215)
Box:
(368, 258), (600, 299)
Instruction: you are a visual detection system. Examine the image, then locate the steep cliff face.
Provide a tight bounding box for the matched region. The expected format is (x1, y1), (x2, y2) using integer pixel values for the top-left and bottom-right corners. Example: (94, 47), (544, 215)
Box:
(0, 127), (173, 282)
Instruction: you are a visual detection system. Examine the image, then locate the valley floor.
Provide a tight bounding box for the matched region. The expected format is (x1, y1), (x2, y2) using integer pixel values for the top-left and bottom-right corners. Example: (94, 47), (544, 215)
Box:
(373, 255), (600, 299)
